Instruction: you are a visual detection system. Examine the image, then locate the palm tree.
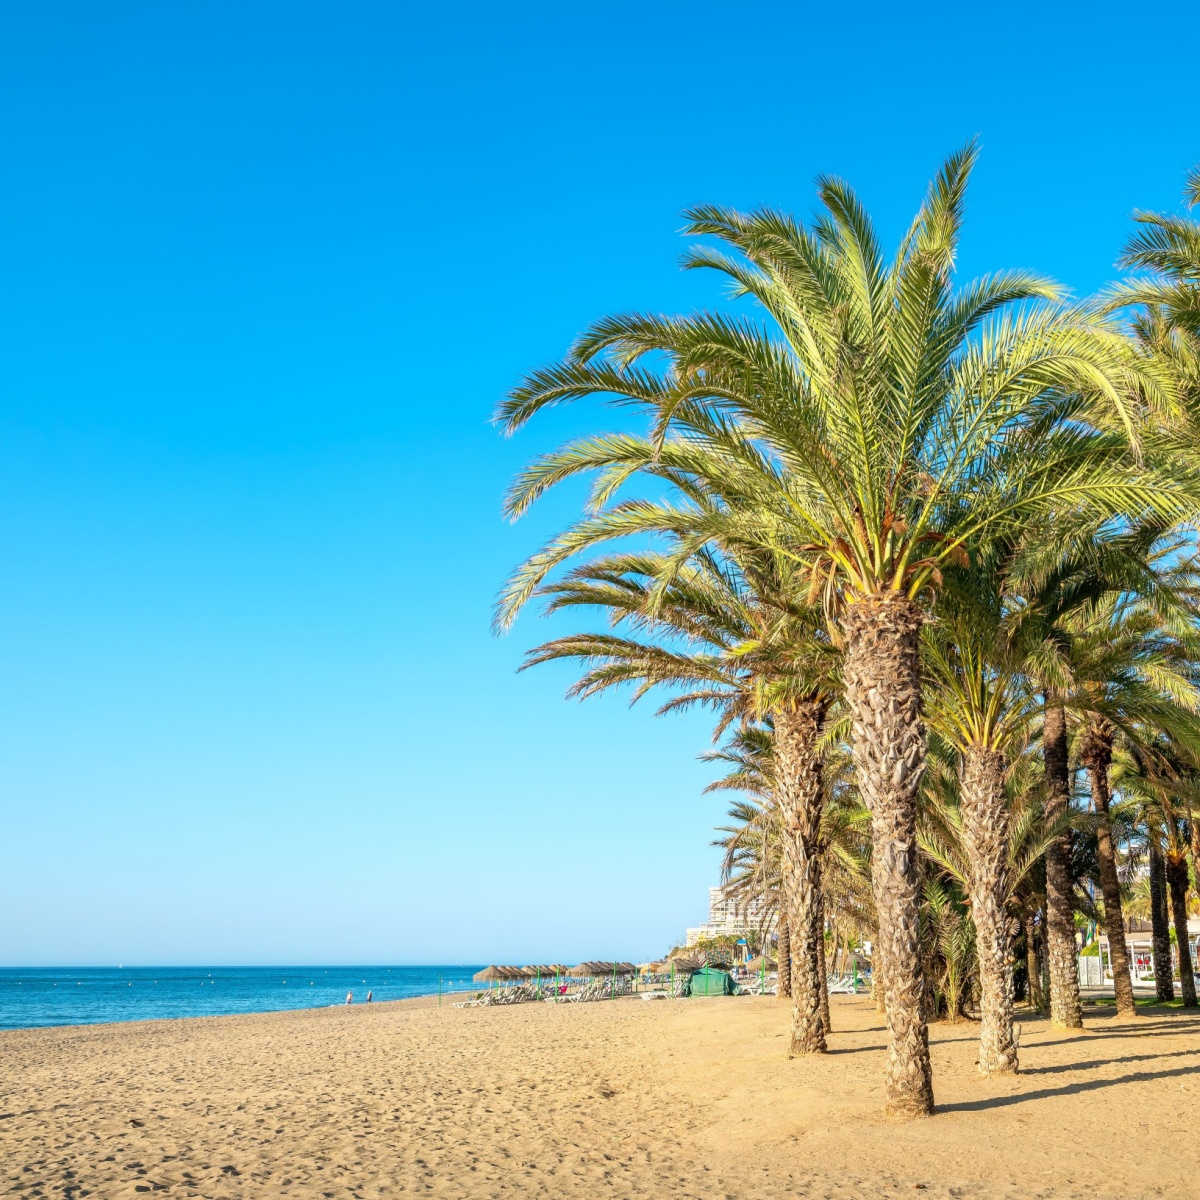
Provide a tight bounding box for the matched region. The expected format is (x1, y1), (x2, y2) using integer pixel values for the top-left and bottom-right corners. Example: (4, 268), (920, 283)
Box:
(1121, 743), (1200, 1006)
(1004, 519), (1178, 1028)
(921, 554), (1032, 1073)
(1066, 595), (1200, 1015)
(918, 730), (1074, 1042)
(712, 725), (873, 1028)
(497, 145), (1192, 1116)
(1164, 817), (1198, 1007)
(1148, 826), (1175, 1003)
(522, 545), (839, 1052)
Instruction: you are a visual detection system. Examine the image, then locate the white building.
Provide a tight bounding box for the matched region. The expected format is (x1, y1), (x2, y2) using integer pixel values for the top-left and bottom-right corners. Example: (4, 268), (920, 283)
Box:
(685, 885), (768, 946)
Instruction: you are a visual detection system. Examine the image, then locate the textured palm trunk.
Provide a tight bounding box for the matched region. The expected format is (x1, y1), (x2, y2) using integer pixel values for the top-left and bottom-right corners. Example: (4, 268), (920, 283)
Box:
(1024, 914), (1045, 1013)
(774, 701), (828, 1054)
(1080, 721), (1136, 1017)
(960, 746), (1019, 1074)
(1042, 700), (1082, 1028)
(841, 593), (934, 1118)
(1191, 821), (1200, 908)
(777, 912), (792, 999)
(1148, 839), (1174, 1003)
(1167, 854), (1197, 1008)
(817, 889), (831, 1035)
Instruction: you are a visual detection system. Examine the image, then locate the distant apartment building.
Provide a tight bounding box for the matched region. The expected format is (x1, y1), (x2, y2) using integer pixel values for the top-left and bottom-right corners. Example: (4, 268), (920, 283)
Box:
(685, 885), (768, 946)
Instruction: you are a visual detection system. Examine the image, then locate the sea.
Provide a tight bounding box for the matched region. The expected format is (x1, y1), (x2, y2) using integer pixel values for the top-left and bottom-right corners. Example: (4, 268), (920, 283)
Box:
(0, 965), (485, 1030)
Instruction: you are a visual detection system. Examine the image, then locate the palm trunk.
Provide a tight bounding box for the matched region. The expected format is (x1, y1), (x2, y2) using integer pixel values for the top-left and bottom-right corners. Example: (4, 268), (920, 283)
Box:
(1080, 721), (1136, 1017)
(1148, 837), (1174, 1003)
(1024, 913), (1045, 1012)
(841, 593), (934, 1118)
(961, 745), (1019, 1074)
(775, 701), (828, 1053)
(1042, 699), (1082, 1028)
(1190, 820), (1200, 908)
(777, 912), (792, 999)
(817, 890), (831, 1035)
(1167, 852), (1197, 1007)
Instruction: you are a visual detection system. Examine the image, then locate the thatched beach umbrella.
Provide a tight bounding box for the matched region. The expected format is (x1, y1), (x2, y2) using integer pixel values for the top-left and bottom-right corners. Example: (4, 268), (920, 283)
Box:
(668, 956), (700, 973)
(473, 965), (506, 983)
(744, 956), (776, 972)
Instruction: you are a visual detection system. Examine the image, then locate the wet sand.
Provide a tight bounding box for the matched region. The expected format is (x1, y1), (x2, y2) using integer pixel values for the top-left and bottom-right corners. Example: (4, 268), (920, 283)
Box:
(3, 992), (1198, 1198)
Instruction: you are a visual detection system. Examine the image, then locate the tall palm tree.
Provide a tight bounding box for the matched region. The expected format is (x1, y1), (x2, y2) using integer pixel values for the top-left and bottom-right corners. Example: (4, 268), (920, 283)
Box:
(1066, 595), (1200, 1015)
(921, 552), (1036, 1074)
(1004, 519), (1179, 1028)
(712, 725), (873, 1027)
(1121, 743), (1200, 1006)
(1148, 825), (1175, 1003)
(1164, 815), (1198, 1008)
(522, 545), (839, 1052)
(497, 146), (1192, 1115)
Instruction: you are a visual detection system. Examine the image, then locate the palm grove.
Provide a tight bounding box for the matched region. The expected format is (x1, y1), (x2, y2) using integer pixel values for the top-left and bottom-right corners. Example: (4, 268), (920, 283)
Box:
(495, 146), (1200, 1119)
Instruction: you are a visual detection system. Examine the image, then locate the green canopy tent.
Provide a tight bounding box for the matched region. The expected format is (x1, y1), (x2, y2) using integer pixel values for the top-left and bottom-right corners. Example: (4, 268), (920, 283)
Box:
(689, 966), (735, 996)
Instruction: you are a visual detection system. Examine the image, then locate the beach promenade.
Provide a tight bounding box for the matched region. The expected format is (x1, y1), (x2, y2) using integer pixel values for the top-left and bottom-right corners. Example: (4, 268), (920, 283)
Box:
(3, 993), (1196, 1198)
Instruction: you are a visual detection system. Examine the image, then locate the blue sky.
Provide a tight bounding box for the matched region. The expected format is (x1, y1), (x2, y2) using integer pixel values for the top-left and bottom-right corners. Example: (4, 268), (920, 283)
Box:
(2, 1), (1197, 964)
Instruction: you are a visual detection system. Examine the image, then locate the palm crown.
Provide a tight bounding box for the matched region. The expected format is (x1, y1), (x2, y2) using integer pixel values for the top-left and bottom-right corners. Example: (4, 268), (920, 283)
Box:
(497, 141), (1187, 630)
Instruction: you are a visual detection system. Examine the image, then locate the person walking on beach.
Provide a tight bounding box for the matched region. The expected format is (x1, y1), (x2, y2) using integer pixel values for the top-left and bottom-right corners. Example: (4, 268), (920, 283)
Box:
(366, 990), (373, 1004)
(345, 991), (353, 1005)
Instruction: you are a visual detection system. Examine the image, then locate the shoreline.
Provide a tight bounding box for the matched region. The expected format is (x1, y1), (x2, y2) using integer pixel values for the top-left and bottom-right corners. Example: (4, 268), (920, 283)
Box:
(0, 983), (484, 1036)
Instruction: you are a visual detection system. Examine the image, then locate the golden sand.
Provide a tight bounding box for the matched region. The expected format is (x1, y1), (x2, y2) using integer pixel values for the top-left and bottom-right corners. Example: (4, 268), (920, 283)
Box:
(3, 993), (1197, 1198)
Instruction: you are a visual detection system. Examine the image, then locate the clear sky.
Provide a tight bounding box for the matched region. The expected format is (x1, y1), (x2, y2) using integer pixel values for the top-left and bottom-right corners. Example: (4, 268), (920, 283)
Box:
(2, 1), (1197, 965)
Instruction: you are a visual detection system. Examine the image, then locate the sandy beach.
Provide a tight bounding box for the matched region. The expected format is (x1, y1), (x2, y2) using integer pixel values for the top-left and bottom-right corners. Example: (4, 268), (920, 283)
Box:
(3, 993), (1198, 1198)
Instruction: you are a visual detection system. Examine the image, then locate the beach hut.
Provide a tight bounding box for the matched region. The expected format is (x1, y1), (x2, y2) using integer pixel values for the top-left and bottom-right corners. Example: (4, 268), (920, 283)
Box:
(690, 966), (735, 996)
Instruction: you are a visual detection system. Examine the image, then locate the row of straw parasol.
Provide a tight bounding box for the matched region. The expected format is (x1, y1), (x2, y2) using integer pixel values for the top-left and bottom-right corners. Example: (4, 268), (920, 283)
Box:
(472, 962), (636, 983)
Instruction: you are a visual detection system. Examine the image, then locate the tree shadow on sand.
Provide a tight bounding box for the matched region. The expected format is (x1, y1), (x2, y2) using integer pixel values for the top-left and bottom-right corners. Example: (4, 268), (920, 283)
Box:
(1029, 1018), (1200, 1049)
(938, 1063), (1200, 1113)
(827, 1031), (985, 1055)
(1019, 1047), (1200, 1077)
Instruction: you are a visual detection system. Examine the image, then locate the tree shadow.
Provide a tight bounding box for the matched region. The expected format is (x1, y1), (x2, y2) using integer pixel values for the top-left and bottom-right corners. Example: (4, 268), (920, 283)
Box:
(1020, 1047), (1200, 1076)
(827, 1032), (983, 1055)
(938, 1063), (1200, 1113)
(1030, 1019), (1200, 1048)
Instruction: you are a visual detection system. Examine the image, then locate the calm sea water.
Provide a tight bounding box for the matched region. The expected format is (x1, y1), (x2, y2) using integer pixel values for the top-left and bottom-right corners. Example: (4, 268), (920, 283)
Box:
(0, 966), (485, 1030)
